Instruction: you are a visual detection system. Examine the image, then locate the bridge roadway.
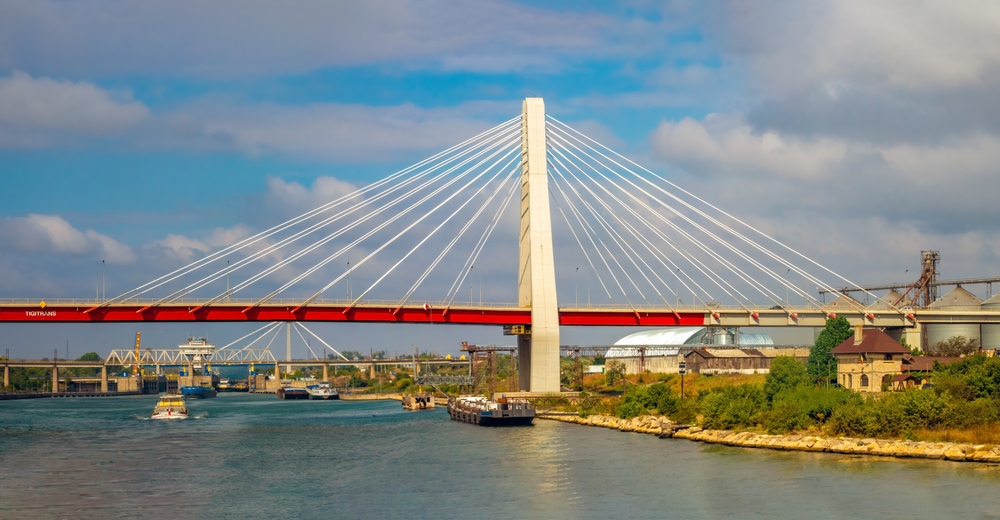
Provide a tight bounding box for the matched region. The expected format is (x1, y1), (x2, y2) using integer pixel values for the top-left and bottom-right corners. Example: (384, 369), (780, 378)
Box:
(1, 358), (465, 368)
(3, 300), (1000, 327)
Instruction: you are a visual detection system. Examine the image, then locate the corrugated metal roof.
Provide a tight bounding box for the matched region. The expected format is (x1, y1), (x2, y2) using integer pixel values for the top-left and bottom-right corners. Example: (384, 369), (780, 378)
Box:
(738, 333), (775, 346)
(982, 292), (1000, 308)
(869, 291), (904, 310)
(613, 327), (704, 346)
(690, 348), (766, 358)
(606, 347), (679, 358)
(928, 286), (982, 309)
(826, 294), (862, 311)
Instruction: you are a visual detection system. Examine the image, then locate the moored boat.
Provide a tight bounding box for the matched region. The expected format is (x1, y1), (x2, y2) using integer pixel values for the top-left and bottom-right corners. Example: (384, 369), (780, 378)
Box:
(180, 385), (218, 399)
(151, 394), (189, 420)
(305, 383), (339, 400)
(217, 379), (233, 392)
(277, 387), (309, 400)
(447, 396), (534, 426)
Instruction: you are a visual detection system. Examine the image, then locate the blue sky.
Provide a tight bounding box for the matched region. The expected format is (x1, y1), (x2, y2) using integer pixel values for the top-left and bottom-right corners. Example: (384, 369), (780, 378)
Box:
(2, 1), (999, 357)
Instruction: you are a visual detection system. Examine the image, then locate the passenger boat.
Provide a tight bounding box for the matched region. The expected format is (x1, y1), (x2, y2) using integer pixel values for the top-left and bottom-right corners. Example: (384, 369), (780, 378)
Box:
(305, 383), (339, 400)
(277, 387), (309, 400)
(151, 394), (188, 420)
(447, 396), (534, 426)
(217, 379), (233, 392)
(402, 393), (435, 410)
(180, 385), (218, 399)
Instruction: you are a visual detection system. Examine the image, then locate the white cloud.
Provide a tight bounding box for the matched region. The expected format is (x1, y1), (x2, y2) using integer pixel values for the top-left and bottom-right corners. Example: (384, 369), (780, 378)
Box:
(0, 0), (618, 77)
(0, 213), (135, 263)
(0, 71), (148, 147)
(651, 114), (847, 180)
(153, 234), (210, 263)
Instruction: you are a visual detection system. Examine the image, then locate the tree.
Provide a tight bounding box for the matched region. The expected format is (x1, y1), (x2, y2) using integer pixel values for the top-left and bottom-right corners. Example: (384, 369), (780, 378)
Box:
(809, 316), (852, 381)
(78, 352), (101, 361)
(604, 360), (626, 388)
(931, 336), (980, 357)
(765, 356), (811, 400)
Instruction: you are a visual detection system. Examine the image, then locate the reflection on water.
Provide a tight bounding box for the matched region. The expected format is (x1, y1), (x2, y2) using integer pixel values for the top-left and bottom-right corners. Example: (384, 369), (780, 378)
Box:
(2, 394), (1000, 519)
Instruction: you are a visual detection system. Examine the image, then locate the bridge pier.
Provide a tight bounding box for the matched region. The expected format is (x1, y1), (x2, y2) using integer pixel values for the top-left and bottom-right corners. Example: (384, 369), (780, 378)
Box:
(517, 97), (560, 393)
(3, 365), (8, 388)
(51, 366), (59, 393)
(100, 365), (108, 393)
(322, 364), (329, 382)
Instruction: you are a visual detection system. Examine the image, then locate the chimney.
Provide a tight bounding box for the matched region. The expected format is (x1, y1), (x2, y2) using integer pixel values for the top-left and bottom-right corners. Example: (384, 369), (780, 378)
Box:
(854, 325), (863, 345)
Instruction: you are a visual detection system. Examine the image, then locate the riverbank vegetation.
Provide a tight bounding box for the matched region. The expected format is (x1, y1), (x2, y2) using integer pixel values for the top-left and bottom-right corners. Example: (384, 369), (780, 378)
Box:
(606, 355), (1000, 444)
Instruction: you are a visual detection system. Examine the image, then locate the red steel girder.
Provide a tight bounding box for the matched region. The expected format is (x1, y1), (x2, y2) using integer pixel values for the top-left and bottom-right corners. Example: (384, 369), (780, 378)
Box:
(1, 304), (709, 326)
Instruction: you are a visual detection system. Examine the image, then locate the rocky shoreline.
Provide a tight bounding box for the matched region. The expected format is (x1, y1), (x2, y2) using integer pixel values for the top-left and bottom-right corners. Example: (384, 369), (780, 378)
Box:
(537, 413), (1000, 463)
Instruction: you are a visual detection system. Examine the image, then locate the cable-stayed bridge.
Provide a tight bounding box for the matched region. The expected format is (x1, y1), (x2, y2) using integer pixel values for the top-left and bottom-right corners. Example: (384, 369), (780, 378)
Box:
(4, 98), (998, 391)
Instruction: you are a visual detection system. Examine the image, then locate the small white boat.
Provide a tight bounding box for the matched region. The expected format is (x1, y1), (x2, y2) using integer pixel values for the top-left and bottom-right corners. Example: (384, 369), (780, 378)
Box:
(151, 394), (189, 420)
(305, 383), (339, 400)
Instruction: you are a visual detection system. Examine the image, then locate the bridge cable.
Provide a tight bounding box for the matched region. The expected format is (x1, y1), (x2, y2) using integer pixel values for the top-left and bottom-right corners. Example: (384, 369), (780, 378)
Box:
(213, 130), (522, 307)
(295, 322), (348, 360)
(288, 141), (523, 309)
(548, 120), (822, 312)
(344, 152), (521, 309)
(549, 116), (896, 316)
(106, 117), (520, 306)
(157, 124), (523, 306)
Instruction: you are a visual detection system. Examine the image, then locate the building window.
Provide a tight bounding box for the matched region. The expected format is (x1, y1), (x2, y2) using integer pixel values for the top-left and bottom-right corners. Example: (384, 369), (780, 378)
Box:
(884, 354), (893, 361)
(848, 374), (852, 388)
(860, 374), (869, 387)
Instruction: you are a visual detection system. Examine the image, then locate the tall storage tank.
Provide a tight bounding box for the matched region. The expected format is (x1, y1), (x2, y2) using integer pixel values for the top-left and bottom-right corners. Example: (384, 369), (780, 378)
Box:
(981, 292), (1000, 349)
(926, 286), (982, 349)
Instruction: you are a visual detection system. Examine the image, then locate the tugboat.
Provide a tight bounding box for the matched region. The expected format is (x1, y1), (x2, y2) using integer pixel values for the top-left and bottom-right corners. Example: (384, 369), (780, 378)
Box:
(305, 383), (339, 400)
(402, 393), (435, 410)
(217, 379), (233, 392)
(447, 396), (534, 426)
(151, 394), (188, 420)
(277, 387), (309, 399)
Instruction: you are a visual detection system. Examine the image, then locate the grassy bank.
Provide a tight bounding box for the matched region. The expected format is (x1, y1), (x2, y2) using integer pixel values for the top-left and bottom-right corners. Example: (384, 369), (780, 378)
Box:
(582, 355), (1000, 445)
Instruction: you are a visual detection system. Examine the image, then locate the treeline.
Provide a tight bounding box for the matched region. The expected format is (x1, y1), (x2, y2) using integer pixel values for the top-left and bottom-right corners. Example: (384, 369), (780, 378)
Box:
(613, 356), (1000, 439)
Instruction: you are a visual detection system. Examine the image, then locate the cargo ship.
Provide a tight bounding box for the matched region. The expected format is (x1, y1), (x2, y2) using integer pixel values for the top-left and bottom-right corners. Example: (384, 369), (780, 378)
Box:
(305, 383), (339, 400)
(447, 396), (534, 426)
(277, 387), (309, 400)
(151, 395), (188, 420)
(180, 385), (218, 399)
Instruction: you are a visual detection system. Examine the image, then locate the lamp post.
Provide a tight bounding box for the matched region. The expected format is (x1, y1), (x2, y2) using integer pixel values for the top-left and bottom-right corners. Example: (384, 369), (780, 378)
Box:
(575, 267), (579, 306)
(347, 261), (351, 301)
(102, 260), (105, 303)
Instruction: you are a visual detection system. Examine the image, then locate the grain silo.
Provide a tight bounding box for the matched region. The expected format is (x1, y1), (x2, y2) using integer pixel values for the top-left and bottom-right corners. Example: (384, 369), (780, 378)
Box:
(981, 292), (1000, 349)
(926, 286), (982, 349)
(869, 290), (905, 310)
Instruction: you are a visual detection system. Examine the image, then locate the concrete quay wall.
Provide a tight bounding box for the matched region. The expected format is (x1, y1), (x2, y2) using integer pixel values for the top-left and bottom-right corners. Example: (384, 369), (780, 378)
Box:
(538, 413), (1000, 463)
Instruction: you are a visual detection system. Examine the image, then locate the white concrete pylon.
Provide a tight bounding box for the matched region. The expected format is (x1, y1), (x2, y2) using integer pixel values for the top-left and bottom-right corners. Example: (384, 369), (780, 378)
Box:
(517, 98), (560, 393)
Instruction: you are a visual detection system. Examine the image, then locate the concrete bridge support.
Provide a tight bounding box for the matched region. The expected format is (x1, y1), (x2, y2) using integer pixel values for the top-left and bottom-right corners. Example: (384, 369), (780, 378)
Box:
(517, 98), (560, 393)
(51, 366), (59, 393)
(322, 364), (329, 382)
(100, 365), (108, 393)
(3, 365), (8, 388)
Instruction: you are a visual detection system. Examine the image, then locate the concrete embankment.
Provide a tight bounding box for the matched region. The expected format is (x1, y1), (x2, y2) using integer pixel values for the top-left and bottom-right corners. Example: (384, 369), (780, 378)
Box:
(537, 413), (1000, 463)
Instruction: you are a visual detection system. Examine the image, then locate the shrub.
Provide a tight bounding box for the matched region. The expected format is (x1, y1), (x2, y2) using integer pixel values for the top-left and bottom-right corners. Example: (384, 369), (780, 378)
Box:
(764, 356), (810, 400)
(763, 400), (809, 434)
(701, 384), (766, 430)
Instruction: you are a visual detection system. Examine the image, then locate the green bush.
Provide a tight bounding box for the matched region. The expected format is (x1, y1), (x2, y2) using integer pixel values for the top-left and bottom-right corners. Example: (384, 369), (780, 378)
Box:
(701, 384), (766, 430)
(763, 400), (809, 434)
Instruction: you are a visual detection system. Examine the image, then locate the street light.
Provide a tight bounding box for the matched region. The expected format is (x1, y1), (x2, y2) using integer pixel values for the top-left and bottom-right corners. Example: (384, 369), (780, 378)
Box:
(346, 261), (351, 301)
(102, 260), (105, 303)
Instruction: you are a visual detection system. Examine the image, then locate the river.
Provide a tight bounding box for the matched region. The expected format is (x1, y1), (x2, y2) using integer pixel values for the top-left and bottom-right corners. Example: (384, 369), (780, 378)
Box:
(1, 394), (998, 519)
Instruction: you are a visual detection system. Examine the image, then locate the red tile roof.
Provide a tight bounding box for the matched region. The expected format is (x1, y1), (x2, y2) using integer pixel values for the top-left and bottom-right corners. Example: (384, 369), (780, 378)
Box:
(902, 356), (960, 372)
(830, 329), (911, 355)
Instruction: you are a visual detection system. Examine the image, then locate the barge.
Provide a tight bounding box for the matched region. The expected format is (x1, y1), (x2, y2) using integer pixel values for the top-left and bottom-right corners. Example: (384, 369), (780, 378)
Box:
(180, 385), (217, 399)
(447, 396), (534, 426)
(277, 387), (309, 400)
(151, 395), (188, 420)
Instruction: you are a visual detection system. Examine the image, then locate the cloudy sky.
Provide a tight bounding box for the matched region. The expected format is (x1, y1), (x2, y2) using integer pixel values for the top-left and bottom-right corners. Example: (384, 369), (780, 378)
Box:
(2, 0), (999, 357)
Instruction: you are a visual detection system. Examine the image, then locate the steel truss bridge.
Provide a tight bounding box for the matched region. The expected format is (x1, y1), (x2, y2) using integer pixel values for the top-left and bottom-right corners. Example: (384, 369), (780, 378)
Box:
(6, 98), (1000, 392)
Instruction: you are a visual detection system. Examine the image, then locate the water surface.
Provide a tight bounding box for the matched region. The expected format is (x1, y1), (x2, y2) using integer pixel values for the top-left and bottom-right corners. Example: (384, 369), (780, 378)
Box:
(1, 394), (998, 519)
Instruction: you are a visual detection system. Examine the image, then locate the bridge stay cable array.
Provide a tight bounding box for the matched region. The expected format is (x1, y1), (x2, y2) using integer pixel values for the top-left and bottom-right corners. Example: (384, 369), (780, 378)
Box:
(103, 109), (896, 323)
